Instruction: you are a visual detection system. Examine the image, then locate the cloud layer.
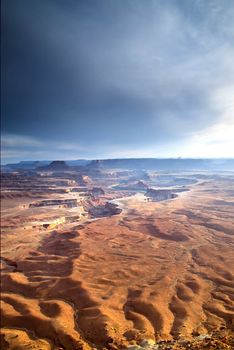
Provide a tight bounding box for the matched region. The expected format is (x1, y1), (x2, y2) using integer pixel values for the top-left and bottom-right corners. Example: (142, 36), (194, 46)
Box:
(2, 0), (234, 162)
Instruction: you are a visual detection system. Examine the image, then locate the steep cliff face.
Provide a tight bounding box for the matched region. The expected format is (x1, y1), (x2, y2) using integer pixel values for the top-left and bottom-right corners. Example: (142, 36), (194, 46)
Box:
(145, 188), (177, 201)
(38, 160), (70, 171)
(88, 201), (121, 217)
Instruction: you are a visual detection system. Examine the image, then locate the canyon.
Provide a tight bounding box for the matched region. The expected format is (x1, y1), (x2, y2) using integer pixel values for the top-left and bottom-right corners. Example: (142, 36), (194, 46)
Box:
(1, 160), (234, 349)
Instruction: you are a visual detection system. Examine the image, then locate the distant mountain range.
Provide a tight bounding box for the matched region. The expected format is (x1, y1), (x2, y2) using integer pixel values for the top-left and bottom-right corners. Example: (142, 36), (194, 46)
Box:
(2, 158), (234, 171)
(88, 158), (234, 171)
(1, 159), (90, 171)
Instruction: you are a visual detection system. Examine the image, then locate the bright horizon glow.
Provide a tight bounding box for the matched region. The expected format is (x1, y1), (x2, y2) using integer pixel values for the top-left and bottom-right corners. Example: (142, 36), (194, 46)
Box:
(2, 1), (234, 163)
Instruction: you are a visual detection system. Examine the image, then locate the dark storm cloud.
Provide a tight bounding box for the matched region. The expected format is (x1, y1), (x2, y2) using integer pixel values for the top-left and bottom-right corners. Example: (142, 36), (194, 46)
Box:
(2, 0), (234, 162)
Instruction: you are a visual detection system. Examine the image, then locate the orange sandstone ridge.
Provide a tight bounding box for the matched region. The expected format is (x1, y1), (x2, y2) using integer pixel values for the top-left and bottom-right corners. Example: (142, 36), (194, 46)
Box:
(1, 169), (234, 349)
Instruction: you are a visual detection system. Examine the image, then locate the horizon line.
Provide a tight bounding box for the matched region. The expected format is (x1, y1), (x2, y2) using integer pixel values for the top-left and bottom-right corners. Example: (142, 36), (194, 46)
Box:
(2, 156), (234, 166)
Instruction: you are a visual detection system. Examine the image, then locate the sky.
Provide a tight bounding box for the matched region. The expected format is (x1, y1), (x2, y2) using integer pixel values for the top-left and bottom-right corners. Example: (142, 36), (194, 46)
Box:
(1, 0), (234, 163)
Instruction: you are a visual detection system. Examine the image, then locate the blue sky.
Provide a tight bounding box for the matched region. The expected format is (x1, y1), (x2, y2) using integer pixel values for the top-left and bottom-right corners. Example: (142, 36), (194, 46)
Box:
(2, 0), (234, 163)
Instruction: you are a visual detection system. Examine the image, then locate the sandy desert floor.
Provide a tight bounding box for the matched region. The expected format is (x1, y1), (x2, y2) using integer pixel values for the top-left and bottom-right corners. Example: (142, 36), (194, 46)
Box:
(1, 175), (234, 349)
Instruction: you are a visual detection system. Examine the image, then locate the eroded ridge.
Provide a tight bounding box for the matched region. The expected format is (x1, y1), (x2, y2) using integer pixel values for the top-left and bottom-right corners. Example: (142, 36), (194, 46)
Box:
(1, 170), (234, 349)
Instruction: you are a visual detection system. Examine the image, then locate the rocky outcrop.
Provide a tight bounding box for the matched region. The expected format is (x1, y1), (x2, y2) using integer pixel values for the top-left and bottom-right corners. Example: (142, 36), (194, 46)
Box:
(145, 188), (177, 201)
(29, 199), (79, 208)
(113, 180), (149, 191)
(91, 187), (105, 197)
(134, 180), (149, 190)
(77, 175), (92, 186)
(88, 202), (121, 217)
(39, 160), (70, 171)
